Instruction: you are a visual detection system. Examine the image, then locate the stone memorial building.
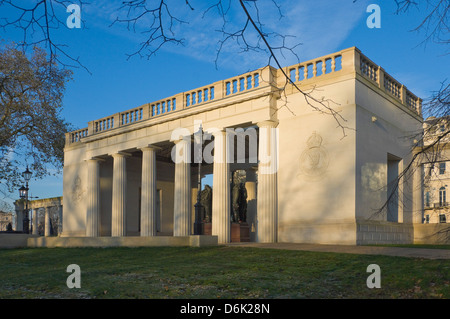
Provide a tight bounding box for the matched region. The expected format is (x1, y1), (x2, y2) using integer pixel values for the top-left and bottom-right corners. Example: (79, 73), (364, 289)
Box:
(61, 47), (425, 246)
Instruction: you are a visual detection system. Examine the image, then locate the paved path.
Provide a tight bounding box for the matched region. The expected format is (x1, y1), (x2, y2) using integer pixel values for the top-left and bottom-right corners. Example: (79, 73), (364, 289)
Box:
(225, 242), (450, 259)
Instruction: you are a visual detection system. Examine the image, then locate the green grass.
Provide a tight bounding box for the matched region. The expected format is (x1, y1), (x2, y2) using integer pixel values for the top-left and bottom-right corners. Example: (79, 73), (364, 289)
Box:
(0, 246), (448, 299)
(369, 244), (450, 250)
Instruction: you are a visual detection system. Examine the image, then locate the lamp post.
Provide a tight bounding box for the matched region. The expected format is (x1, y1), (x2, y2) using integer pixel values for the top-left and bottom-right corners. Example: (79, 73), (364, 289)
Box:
(19, 166), (32, 234)
(193, 124), (204, 235)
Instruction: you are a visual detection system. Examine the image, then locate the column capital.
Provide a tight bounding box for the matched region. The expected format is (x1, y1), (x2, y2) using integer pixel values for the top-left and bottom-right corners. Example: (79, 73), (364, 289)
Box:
(203, 127), (224, 136)
(110, 151), (132, 158)
(211, 129), (227, 138)
(86, 156), (105, 162)
(257, 120), (279, 128)
(140, 145), (161, 152)
(172, 137), (191, 145)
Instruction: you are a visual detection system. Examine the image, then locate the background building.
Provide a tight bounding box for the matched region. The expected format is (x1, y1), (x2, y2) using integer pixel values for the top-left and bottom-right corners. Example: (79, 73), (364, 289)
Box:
(0, 211), (13, 231)
(423, 116), (450, 224)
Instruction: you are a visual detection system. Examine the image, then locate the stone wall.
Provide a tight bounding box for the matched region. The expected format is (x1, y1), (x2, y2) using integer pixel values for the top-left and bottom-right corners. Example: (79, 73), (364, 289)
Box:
(414, 224), (450, 244)
(357, 221), (414, 245)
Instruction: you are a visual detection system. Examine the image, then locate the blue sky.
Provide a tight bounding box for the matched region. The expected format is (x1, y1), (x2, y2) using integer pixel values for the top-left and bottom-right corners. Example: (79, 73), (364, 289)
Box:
(1, 0), (449, 207)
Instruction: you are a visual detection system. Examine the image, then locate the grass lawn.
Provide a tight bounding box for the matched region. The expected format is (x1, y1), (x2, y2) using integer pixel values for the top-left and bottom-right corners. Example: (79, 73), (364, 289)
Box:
(0, 246), (448, 299)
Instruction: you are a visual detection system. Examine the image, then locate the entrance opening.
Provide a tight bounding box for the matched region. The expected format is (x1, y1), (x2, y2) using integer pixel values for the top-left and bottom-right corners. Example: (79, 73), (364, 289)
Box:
(387, 153), (401, 222)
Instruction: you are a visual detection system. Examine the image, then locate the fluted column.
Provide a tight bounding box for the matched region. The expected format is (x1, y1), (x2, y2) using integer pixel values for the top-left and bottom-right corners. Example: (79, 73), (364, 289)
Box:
(32, 209), (39, 235)
(58, 205), (63, 236)
(212, 130), (231, 243)
(112, 152), (130, 237)
(141, 146), (158, 236)
(173, 138), (191, 236)
(86, 158), (101, 237)
(257, 121), (278, 243)
(44, 206), (51, 237)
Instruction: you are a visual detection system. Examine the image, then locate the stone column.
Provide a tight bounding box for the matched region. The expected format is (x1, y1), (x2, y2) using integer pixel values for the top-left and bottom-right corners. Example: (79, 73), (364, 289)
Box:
(111, 152), (130, 237)
(173, 138), (191, 236)
(257, 121), (278, 243)
(140, 146), (158, 236)
(45, 206), (51, 237)
(212, 130), (231, 243)
(14, 202), (23, 232)
(58, 205), (63, 236)
(86, 159), (101, 237)
(32, 209), (39, 235)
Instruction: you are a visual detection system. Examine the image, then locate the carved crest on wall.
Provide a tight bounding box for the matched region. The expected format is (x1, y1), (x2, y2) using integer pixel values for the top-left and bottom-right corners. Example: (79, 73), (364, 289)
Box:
(299, 131), (329, 179)
(72, 175), (84, 203)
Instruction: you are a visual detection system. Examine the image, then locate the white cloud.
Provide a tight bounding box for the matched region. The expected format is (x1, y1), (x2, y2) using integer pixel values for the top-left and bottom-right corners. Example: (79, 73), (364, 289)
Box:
(170, 0), (371, 70)
(78, 0), (370, 71)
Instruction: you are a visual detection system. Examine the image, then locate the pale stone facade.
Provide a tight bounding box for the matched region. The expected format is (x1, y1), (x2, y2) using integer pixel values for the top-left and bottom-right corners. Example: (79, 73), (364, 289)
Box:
(62, 47), (425, 245)
(422, 116), (450, 224)
(14, 197), (63, 235)
(0, 211), (13, 231)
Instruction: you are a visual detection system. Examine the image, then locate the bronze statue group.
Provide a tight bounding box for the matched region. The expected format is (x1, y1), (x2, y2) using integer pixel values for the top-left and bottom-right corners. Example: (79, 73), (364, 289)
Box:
(199, 182), (247, 224)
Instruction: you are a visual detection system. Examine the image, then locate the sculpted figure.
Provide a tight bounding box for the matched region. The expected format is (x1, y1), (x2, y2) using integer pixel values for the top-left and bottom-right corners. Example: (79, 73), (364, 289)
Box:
(238, 183), (247, 223)
(232, 183), (248, 223)
(231, 183), (240, 222)
(200, 185), (212, 223)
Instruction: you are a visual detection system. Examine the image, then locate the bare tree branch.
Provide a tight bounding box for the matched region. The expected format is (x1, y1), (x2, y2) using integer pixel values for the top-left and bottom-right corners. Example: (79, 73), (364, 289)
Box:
(0, 0), (90, 72)
(236, 0), (350, 136)
(110, 0), (188, 60)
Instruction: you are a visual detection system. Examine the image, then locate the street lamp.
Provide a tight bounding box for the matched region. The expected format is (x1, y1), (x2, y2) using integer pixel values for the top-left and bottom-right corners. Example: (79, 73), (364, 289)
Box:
(18, 166), (32, 234)
(193, 124), (204, 235)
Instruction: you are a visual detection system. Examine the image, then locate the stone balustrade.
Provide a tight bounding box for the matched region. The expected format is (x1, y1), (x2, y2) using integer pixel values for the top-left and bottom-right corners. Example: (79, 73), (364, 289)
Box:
(359, 51), (421, 115)
(69, 128), (88, 143)
(65, 47), (422, 146)
(284, 53), (342, 84)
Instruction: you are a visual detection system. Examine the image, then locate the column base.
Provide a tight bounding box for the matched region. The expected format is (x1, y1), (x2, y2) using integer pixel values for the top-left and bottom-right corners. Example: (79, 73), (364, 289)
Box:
(202, 222), (250, 242)
(231, 222), (250, 242)
(202, 222), (212, 236)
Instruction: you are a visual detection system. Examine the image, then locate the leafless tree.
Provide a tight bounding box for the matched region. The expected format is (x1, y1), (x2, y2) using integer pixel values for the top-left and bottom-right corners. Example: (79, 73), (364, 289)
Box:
(0, 0), (89, 72)
(394, 0), (449, 49)
(0, 0), (351, 135)
(110, 0), (350, 134)
(369, 0), (449, 230)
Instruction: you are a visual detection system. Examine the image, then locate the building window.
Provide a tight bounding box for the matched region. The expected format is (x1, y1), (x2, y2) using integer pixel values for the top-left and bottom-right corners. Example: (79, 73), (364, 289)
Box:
(425, 192), (431, 207)
(439, 214), (447, 223)
(439, 162), (446, 175)
(439, 187), (446, 206)
(425, 215), (430, 224)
